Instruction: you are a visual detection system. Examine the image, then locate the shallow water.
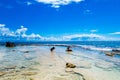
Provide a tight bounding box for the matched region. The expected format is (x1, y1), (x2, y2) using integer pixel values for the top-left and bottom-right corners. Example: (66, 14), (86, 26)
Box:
(0, 45), (120, 80)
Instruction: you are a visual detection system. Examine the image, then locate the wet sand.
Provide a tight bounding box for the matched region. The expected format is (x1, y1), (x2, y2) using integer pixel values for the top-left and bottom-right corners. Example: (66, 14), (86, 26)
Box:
(0, 45), (120, 80)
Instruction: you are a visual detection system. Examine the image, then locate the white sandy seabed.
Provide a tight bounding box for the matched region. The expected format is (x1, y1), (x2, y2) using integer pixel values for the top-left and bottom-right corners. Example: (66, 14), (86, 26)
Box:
(0, 45), (120, 80)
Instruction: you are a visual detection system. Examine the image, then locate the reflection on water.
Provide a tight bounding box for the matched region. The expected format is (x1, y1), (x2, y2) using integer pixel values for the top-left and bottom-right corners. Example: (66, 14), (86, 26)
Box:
(50, 51), (55, 60)
(0, 45), (120, 80)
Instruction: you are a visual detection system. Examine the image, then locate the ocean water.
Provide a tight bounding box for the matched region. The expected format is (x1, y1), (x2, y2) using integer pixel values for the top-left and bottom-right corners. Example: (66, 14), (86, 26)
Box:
(0, 41), (120, 80)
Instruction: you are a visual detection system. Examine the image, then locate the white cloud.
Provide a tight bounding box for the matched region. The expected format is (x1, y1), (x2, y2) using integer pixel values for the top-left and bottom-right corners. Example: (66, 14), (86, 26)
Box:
(42, 34), (112, 41)
(15, 26), (28, 35)
(35, 0), (84, 8)
(22, 33), (120, 41)
(0, 24), (15, 36)
(0, 24), (120, 41)
(0, 24), (5, 27)
(26, 1), (32, 6)
(90, 29), (98, 33)
(22, 33), (44, 40)
(38, 34), (107, 41)
(0, 24), (44, 41)
(44, 36), (60, 41)
(15, 27), (44, 40)
(110, 32), (120, 35)
(62, 34), (106, 41)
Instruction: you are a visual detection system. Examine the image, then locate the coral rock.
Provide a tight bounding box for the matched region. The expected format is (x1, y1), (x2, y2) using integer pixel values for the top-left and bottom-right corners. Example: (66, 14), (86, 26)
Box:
(66, 63), (76, 68)
(22, 72), (37, 76)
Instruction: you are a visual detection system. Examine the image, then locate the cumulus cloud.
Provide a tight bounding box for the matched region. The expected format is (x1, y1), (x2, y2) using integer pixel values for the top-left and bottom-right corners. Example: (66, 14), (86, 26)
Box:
(0, 24), (119, 41)
(37, 34), (107, 41)
(110, 32), (120, 35)
(62, 34), (106, 41)
(0, 24), (15, 37)
(22, 33), (44, 40)
(42, 34), (110, 41)
(0, 24), (43, 41)
(44, 36), (60, 41)
(0, 24), (5, 27)
(15, 26), (28, 35)
(35, 0), (84, 8)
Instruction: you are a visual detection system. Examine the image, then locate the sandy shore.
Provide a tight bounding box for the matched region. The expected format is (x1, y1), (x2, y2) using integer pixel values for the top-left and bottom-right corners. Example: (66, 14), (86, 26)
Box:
(0, 45), (120, 80)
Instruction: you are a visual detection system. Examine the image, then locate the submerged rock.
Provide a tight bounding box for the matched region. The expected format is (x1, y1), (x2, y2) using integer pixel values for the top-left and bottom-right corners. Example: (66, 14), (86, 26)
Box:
(12, 50), (16, 52)
(22, 72), (37, 76)
(66, 46), (72, 52)
(65, 68), (74, 72)
(29, 78), (34, 80)
(5, 66), (16, 70)
(66, 63), (76, 68)
(95, 61), (115, 70)
(77, 61), (91, 69)
(112, 49), (120, 53)
(20, 66), (26, 69)
(24, 51), (29, 53)
(53, 77), (68, 80)
(105, 51), (115, 57)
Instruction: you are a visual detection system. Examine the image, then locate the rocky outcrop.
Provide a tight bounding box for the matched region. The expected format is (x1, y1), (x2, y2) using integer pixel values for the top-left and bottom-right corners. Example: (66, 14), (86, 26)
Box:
(5, 42), (15, 47)
(105, 51), (115, 57)
(112, 49), (120, 53)
(50, 47), (55, 52)
(66, 46), (72, 52)
(66, 63), (76, 68)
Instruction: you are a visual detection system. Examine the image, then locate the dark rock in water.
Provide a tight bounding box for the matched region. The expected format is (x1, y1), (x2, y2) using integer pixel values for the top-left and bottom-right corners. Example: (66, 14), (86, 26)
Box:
(105, 52), (115, 57)
(66, 49), (72, 52)
(50, 47), (55, 52)
(66, 63), (76, 68)
(5, 42), (15, 47)
(12, 50), (16, 52)
(112, 49), (120, 53)
(29, 78), (34, 80)
(66, 46), (72, 52)
(20, 66), (26, 69)
(24, 51), (29, 53)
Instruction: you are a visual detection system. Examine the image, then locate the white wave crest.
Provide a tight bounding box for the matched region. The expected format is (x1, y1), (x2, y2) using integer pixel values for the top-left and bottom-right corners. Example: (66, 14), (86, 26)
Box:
(77, 45), (112, 51)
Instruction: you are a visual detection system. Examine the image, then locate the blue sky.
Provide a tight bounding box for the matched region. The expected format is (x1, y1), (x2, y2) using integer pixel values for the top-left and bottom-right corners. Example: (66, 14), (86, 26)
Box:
(0, 0), (120, 41)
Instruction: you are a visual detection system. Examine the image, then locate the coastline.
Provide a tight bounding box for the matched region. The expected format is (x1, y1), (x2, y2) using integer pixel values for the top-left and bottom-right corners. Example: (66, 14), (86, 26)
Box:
(0, 44), (120, 80)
